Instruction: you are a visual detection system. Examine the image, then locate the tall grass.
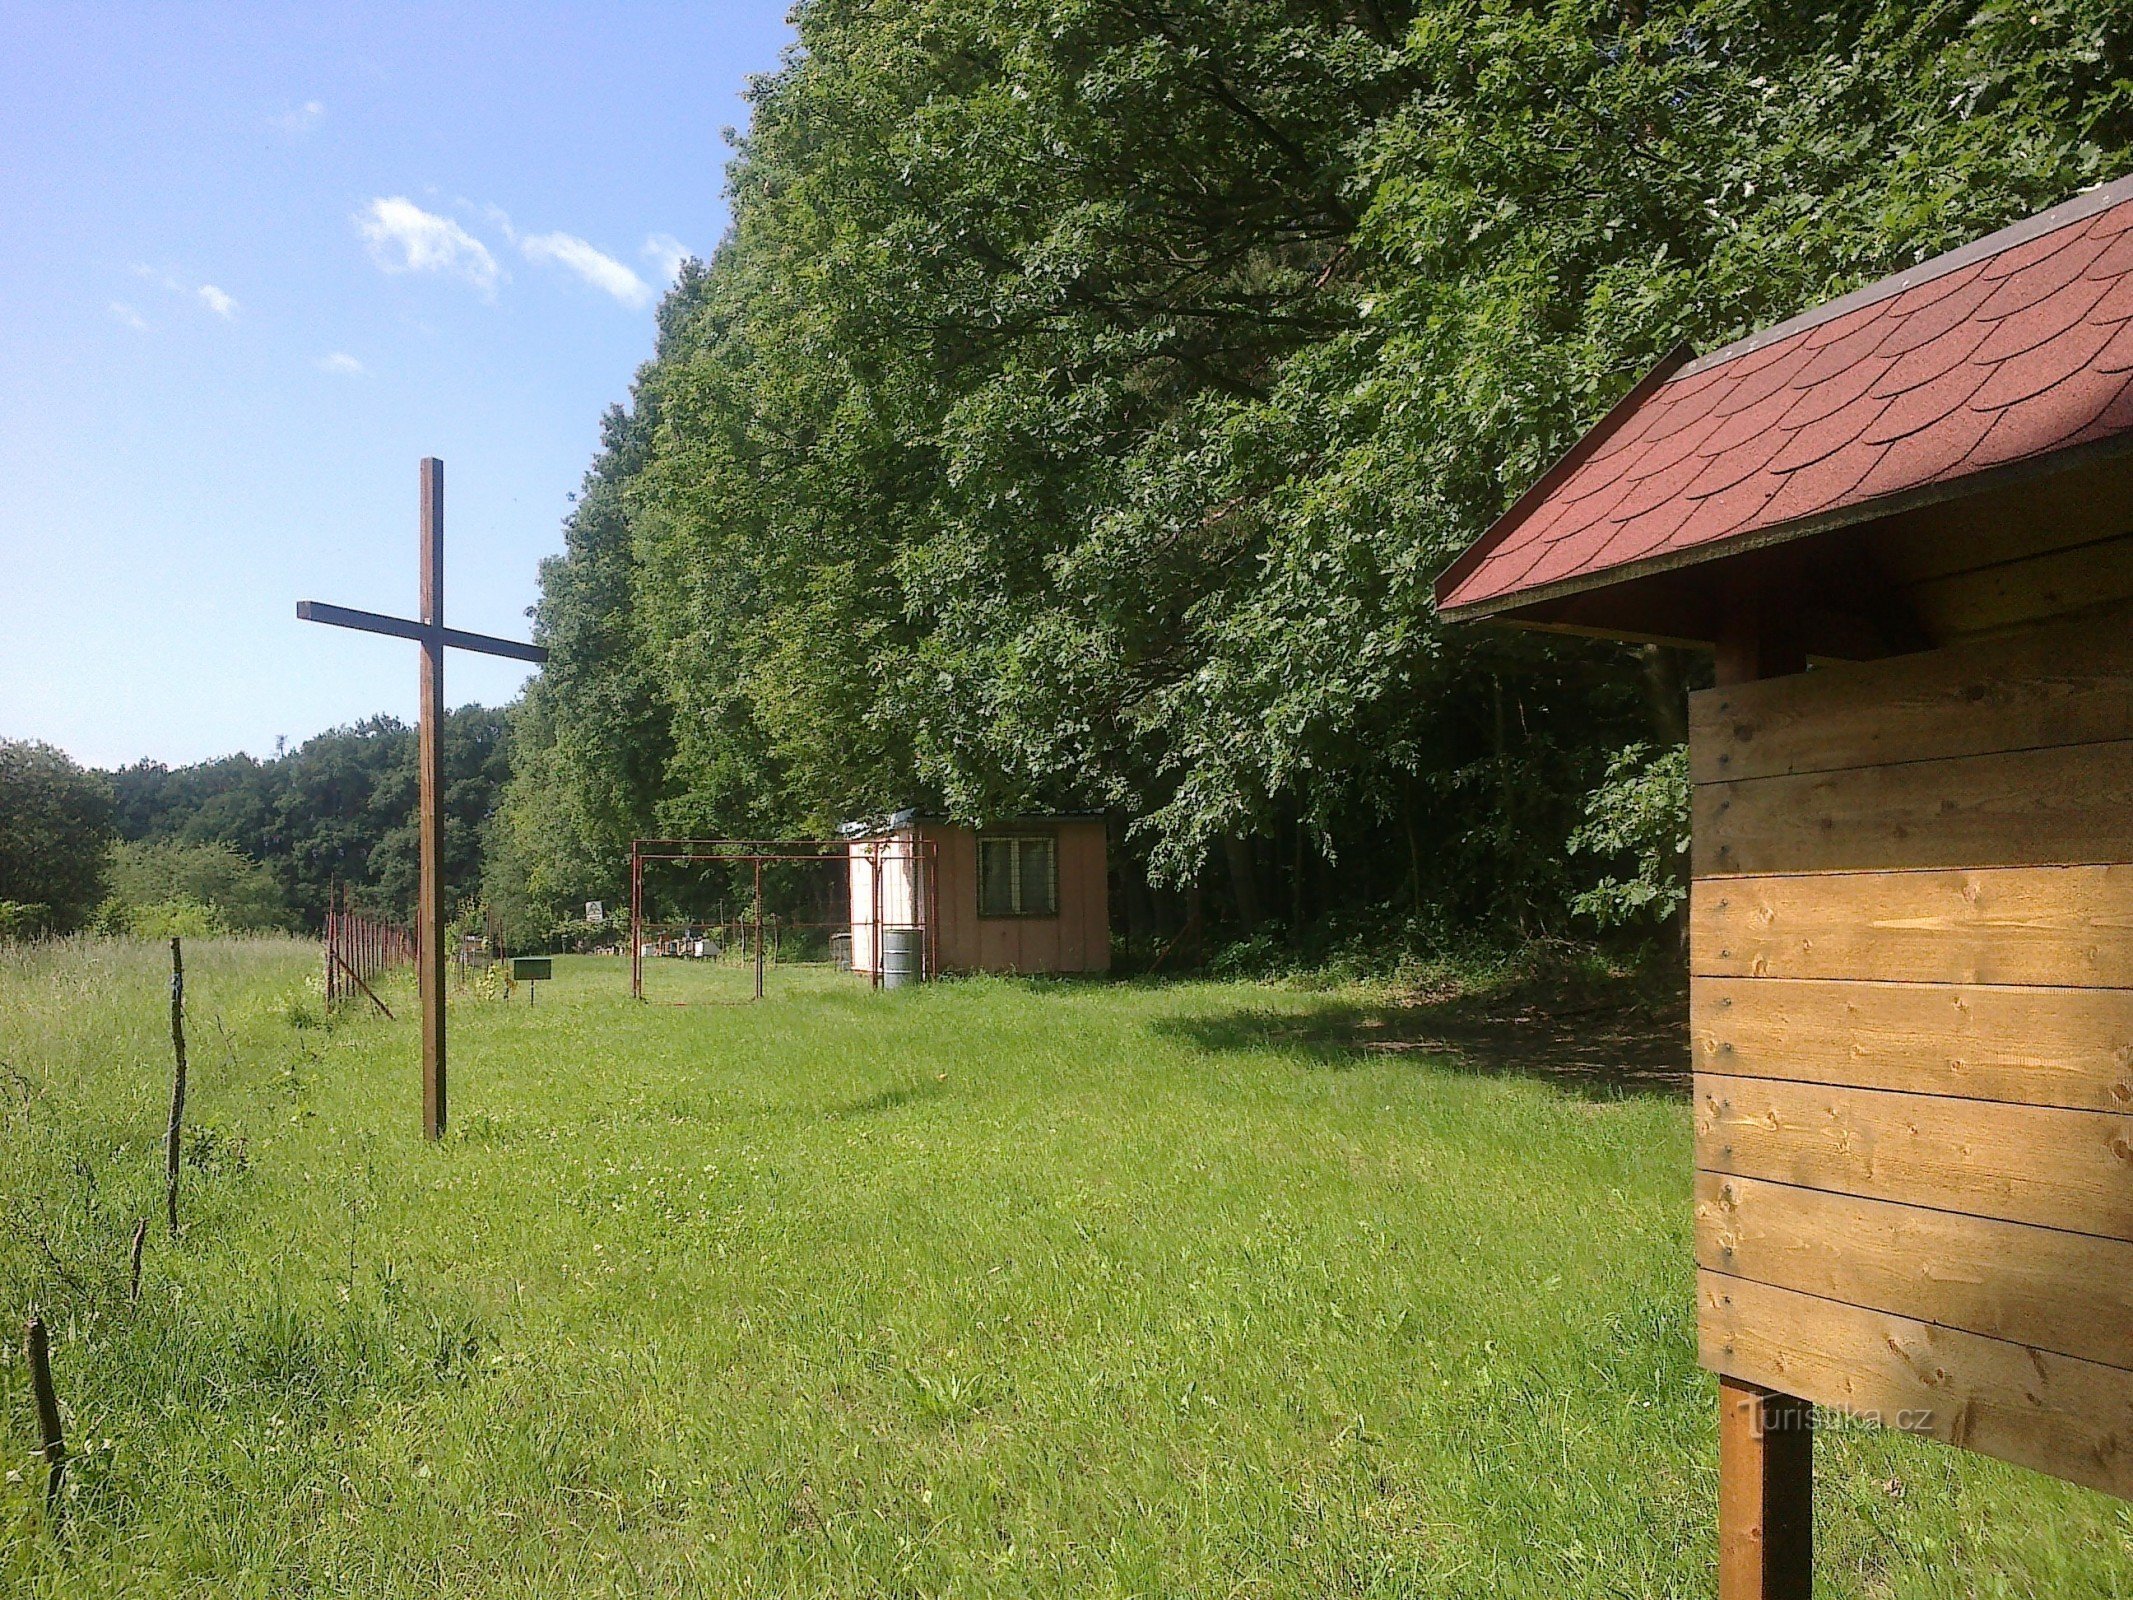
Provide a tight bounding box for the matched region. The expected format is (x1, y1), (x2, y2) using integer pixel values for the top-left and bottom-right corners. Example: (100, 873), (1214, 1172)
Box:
(2, 943), (2130, 1595)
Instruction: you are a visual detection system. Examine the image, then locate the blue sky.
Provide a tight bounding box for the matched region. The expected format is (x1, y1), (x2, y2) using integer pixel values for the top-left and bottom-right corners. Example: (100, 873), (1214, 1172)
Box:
(0, 3), (796, 769)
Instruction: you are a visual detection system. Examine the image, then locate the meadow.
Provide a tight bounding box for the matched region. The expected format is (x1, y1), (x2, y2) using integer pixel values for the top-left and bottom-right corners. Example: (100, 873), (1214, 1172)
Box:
(3, 937), (2131, 1597)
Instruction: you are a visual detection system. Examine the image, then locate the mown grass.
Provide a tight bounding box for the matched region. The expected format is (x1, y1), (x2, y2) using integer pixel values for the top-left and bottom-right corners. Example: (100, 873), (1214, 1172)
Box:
(3, 938), (2130, 1596)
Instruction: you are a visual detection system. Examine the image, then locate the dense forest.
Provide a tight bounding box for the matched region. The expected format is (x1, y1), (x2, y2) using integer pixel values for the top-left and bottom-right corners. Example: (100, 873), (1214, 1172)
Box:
(0, 713), (509, 937)
(106, 707), (511, 930)
(484, 0), (2133, 955)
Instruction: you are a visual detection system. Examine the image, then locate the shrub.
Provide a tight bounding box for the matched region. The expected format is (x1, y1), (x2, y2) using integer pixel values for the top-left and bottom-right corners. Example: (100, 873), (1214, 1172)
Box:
(1567, 744), (1690, 932)
(101, 839), (292, 933)
(0, 899), (50, 940)
(109, 896), (228, 939)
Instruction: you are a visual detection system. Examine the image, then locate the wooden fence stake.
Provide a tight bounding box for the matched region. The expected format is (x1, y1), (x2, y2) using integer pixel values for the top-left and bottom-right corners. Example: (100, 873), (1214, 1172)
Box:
(24, 1315), (64, 1516)
(166, 936), (188, 1236)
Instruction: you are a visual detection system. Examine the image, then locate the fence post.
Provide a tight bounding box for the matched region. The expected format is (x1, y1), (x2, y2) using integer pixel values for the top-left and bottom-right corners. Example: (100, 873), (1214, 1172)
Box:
(165, 937), (188, 1235)
(25, 1315), (65, 1516)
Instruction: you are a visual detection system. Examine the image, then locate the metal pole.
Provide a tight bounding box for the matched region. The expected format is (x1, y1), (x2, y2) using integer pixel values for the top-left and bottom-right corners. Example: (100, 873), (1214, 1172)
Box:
(924, 838), (938, 980)
(753, 859), (765, 1000)
(417, 457), (447, 1141)
(630, 843), (643, 1001)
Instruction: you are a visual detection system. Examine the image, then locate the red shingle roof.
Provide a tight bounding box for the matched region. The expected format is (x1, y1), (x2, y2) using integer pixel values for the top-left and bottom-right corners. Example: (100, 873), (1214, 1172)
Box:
(1436, 175), (2133, 619)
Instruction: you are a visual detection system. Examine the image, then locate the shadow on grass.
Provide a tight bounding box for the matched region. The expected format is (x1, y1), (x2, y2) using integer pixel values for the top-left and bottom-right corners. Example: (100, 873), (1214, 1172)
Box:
(829, 1079), (947, 1118)
(1154, 970), (1690, 1100)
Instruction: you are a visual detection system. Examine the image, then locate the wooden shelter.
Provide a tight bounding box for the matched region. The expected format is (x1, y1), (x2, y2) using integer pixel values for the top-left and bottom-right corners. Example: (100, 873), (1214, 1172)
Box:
(846, 810), (1111, 977)
(1437, 175), (2133, 1596)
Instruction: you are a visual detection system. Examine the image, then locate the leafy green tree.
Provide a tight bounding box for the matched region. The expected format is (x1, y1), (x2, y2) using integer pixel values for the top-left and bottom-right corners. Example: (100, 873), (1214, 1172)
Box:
(106, 705), (513, 929)
(500, 0), (2133, 949)
(100, 839), (294, 932)
(0, 739), (115, 934)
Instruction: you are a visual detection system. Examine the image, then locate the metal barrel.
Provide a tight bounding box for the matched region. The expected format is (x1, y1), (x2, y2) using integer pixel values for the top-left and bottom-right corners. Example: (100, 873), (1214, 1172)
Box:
(880, 926), (924, 989)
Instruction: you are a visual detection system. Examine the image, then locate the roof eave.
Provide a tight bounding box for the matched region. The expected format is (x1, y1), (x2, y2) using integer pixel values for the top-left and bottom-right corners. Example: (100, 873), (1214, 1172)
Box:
(1436, 426), (2133, 632)
(1432, 343), (1695, 614)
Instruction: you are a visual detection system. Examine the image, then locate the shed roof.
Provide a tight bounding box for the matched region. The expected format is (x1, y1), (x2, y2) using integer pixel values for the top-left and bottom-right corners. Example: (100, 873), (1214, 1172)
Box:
(839, 808), (1105, 839)
(1436, 174), (2133, 622)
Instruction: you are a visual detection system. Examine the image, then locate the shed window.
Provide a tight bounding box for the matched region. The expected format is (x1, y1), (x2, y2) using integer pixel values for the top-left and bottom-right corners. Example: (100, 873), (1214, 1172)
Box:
(978, 835), (1057, 917)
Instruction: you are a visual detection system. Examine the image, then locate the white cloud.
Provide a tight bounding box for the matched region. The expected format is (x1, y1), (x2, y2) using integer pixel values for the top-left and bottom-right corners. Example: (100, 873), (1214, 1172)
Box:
(317, 352), (365, 376)
(109, 301), (149, 331)
(133, 264), (242, 320)
(642, 233), (692, 285)
(355, 197), (501, 294)
(275, 99), (326, 133)
(520, 231), (651, 308)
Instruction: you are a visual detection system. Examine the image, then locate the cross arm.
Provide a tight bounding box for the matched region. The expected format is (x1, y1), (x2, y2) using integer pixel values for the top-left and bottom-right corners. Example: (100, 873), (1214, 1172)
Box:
(296, 600), (548, 664)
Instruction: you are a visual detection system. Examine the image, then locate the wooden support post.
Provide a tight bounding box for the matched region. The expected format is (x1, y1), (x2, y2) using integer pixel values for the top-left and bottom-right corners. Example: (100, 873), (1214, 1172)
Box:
(1719, 1376), (1813, 1599)
(1715, 572), (1806, 686)
(753, 859), (766, 1000)
(417, 458), (447, 1140)
(630, 844), (644, 1001)
(1713, 589), (1814, 1595)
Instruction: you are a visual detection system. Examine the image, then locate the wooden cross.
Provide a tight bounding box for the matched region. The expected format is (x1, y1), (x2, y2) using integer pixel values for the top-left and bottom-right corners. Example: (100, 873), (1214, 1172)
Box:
(297, 458), (547, 1140)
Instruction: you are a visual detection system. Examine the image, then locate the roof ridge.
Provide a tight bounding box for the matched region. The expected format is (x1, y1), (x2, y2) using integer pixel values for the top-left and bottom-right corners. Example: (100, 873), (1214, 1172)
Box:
(1675, 173), (2133, 381)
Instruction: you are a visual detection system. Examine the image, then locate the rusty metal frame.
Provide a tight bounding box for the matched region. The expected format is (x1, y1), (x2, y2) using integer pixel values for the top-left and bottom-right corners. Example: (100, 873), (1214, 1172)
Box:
(627, 837), (938, 1004)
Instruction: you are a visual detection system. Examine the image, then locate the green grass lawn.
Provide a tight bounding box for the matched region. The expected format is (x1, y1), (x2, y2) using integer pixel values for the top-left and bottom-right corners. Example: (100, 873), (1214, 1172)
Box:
(4, 938), (2131, 1596)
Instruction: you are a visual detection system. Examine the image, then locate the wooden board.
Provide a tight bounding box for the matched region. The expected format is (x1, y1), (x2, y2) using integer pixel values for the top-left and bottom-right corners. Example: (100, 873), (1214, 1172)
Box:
(1692, 977), (2133, 1112)
(1692, 867), (2133, 987)
(1700, 1271), (2133, 1500)
(1695, 1072), (2133, 1240)
(1696, 1172), (2133, 1370)
(1911, 534), (2133, 643)
(1693, 738), (2133, 877)
(1688, 613), (2133, 784)
(1867, 457), (2133, 587)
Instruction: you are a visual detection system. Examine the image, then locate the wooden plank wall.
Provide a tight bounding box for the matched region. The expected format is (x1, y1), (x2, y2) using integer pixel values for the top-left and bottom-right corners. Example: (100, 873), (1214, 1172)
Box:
(927, 821), (1112, 975)
(1688, 607), (2133, 1500)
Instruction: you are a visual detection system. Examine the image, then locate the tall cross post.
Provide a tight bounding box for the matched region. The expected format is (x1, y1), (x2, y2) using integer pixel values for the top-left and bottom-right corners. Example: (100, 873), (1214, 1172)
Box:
(298, 458), (547, 1140)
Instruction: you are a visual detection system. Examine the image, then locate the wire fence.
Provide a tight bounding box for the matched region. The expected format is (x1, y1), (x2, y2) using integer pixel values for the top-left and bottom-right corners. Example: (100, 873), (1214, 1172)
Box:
(323, 883), (414, 1015)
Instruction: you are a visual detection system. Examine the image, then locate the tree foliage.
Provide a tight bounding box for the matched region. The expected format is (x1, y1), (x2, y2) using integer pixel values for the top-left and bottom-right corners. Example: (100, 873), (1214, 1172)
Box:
(0, 739), (116, 934)
(498, 0), (2133, 949)
(99, 839), (295, 934)
(111, 706), (512, 929)
(1568, 743), (1691, 930)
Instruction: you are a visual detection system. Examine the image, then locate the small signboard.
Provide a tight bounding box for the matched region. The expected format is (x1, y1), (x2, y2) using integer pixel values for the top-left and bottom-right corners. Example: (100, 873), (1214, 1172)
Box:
(585, 901), (605, 923)
(511, 955), (552, 1005)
